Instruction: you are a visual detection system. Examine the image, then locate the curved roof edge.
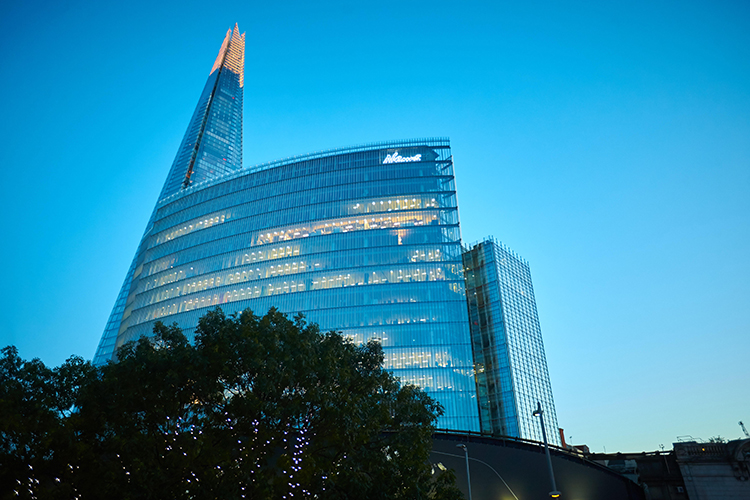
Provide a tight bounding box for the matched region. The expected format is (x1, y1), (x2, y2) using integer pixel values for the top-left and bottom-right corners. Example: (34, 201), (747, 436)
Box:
(157, 137), (451, 206)
(432, 429), (644, 482)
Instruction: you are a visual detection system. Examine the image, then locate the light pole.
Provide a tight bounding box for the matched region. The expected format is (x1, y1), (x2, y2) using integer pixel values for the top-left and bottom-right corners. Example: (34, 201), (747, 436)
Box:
(533, 402), (561, 498)
(456, 444), (473, 500)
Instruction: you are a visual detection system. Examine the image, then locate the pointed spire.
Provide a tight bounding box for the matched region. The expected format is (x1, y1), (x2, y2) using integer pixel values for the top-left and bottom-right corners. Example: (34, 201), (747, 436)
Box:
(225, 24), (245, 87)
(160, 24), (245, 198)
(94, 24), (246, 366)
(210, 28), (232, 75)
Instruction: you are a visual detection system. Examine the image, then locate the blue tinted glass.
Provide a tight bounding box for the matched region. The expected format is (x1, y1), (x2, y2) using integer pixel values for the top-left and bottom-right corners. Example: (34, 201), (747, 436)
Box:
(98, 137), (479, 432)
(463, 238), (559, 443)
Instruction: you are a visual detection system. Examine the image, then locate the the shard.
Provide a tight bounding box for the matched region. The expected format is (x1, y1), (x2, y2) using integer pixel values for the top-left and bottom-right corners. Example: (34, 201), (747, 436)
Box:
(93, 25), (246, 365)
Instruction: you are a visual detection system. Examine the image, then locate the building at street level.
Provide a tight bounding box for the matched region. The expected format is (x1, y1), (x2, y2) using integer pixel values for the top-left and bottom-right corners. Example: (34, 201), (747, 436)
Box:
(463, 238), (560, 445)
(95, 24), (559, 436)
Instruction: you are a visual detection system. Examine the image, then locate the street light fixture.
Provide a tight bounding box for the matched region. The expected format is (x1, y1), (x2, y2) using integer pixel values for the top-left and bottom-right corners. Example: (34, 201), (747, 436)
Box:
(533, 402), (562, 498)
(456, 444), (473, 500)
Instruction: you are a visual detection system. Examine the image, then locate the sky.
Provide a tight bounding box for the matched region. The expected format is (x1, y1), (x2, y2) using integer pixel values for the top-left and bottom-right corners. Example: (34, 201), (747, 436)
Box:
(1, 0), (748, 453)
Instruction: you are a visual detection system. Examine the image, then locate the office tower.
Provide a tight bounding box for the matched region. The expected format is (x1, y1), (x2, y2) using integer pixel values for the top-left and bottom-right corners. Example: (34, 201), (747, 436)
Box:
(92, 26), (479, 431)
(463, 238), (560, 445)
(94, 25), (245, 367)
(163, 24), (245, 198)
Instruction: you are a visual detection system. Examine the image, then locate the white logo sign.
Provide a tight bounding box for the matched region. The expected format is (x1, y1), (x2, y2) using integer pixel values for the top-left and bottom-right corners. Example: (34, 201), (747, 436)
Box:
(383, 151), (422, 164)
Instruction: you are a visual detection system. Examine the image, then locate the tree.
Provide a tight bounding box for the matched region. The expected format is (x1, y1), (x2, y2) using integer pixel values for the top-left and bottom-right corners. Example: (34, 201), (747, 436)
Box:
(0, 346), (93, 499)
(1, 308), (461, 499)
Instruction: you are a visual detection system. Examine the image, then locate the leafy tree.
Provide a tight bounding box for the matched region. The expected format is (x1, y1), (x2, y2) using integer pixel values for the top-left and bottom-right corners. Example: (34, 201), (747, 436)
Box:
(0, 346), (93, 499)
(1, 308), (461, 499)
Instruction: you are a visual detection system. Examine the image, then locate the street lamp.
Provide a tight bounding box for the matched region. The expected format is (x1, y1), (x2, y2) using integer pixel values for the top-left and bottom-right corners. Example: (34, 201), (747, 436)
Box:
(456, 444), (473, 500)
(533, 402), (562, 498)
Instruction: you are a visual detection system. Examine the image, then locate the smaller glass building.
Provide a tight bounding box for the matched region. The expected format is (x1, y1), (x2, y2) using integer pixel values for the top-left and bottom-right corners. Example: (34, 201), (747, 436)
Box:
(463, 238), (559, 444)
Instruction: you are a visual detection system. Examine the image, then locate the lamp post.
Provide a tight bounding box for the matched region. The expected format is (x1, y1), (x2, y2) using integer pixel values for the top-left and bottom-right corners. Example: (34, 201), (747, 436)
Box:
(456, 444), (473, 500)
(533, 402), (561, 498)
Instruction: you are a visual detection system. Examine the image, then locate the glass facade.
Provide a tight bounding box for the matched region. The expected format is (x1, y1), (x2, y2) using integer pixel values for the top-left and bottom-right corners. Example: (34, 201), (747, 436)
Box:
(97, 137), (479, 431)
(462, 238), (560, 444)
(94, 25), (245, 367)
(160, 24), (244, 198)
(96, 24), (563, 438)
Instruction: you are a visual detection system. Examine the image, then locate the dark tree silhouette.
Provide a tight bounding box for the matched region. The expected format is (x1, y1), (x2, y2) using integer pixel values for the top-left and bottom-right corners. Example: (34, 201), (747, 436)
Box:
(1, 308), (461, 500)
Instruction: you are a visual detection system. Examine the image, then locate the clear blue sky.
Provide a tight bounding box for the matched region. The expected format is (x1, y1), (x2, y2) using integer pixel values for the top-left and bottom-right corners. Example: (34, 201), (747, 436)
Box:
(1, 0), (748, 453)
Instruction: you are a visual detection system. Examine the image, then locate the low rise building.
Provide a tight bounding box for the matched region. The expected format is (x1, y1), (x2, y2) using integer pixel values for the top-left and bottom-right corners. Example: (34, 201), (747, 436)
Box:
(590, 438), (750, 500)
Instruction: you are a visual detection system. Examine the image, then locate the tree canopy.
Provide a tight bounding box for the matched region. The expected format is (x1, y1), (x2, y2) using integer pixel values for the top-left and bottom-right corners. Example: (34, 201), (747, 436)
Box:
(1, 308), (461, 499)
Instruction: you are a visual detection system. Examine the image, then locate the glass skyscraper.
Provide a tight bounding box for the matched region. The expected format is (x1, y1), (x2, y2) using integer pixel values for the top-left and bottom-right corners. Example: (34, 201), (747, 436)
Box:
(94, 25), (245, 368)
(93, 26), (478, 431)
(95, 24), (560, 437)
(462, 238), (560, 444)
(96, 135), (480, 431)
